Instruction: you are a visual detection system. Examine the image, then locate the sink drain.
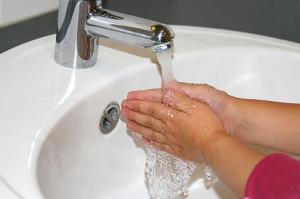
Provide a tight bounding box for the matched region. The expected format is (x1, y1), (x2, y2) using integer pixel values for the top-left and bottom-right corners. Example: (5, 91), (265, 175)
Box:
(99, 102), (120, 134)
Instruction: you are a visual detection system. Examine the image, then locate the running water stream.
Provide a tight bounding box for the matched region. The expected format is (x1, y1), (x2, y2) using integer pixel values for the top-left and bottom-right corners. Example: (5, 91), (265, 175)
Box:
(132, 48), (214, 199)
(145, 48), (196, 198)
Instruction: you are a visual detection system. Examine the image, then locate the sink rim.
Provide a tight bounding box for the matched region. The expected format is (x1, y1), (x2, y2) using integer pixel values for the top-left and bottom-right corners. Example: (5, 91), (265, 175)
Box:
(1, 25), (300, 199)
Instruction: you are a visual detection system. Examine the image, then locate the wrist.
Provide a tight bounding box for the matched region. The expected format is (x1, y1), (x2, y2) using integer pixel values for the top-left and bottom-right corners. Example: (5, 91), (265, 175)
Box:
(202, 131), (232, 165)
(223, 96), (248, 138)
(221, 95), (239, 135)
(207, 90), (237, 136)
(200, 131), (229, 163)
(199, 88), (236, 136)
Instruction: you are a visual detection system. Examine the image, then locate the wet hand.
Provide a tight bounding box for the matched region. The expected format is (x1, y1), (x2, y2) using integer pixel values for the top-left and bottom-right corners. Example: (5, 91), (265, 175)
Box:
(125, 82), (235, 134)
(164, 81), (234, 134)
(121, 89), (226, 162)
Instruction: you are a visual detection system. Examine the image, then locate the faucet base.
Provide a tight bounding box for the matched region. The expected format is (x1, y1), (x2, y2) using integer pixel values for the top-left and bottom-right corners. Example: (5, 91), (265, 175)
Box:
(54, 0), (99, 69)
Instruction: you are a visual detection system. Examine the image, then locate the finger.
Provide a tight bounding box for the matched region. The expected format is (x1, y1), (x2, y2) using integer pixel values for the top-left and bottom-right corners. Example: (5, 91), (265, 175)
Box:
(124, 100), (181, 120)
(164, 81), (228, 114)
(163, 90), (201, 113)
(127, 120), (168, 144)
(149, 140), (176, 156)
(127, 89), (162, 102)
(121, 107), (164, 133)
(142, 137), (151, 144)
(164, 81), (198, 95)
(164, 81), (217, 102)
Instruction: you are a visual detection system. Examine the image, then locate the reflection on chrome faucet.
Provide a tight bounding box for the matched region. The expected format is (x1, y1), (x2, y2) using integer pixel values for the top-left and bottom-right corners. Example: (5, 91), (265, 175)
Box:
(54, 0), (175, 69)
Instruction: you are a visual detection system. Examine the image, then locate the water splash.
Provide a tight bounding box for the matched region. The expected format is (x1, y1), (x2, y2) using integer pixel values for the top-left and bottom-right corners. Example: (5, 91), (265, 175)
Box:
(133, 48), (215, 199)
(145, 142), (196, 198)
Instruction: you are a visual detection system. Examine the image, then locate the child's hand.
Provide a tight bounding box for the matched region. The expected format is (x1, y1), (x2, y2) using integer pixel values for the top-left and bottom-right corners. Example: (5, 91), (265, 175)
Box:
(121, 89), (226, 162)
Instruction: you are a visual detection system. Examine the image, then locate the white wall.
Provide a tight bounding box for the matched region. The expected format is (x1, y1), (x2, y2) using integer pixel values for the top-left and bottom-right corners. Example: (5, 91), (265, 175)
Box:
(0, 0), (2, 26)
(0, 0), (59, 27)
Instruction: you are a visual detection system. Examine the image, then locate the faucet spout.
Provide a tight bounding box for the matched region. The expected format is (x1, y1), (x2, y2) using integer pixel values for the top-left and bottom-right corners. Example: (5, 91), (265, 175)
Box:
(86, 8), (174, 52)
(54, 0), (174, 69)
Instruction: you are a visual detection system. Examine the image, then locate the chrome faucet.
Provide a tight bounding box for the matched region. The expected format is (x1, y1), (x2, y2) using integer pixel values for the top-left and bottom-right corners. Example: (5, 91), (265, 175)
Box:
(54, 0), (175, 69)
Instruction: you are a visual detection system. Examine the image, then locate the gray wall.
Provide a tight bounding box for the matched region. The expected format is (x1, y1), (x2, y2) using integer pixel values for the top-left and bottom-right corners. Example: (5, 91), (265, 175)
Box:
(0, 0), (300, 53)
(104, 0), (300, 43)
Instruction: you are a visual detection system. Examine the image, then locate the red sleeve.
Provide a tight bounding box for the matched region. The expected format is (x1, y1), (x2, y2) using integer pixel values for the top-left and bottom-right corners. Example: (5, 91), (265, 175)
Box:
(245, 153), (300, 199)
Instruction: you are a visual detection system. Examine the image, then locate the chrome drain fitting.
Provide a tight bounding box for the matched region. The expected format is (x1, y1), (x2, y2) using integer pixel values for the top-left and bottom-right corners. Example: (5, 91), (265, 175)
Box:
(99, 102), (120, 134)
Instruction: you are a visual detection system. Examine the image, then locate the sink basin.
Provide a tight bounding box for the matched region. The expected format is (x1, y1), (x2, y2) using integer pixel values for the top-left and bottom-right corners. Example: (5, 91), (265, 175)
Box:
(0, 26), (300, 199)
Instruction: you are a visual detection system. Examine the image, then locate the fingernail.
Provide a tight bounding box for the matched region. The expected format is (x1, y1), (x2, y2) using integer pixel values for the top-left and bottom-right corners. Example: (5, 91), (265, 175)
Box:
(126, 101), (134, 109)
(120, 115), (127, 123)
(149, 140), (154, 145)
(127, 91), (137, 100)
(127, 121), (136, 131)
(120, 109), (128, 122)
(121, 100), (127, 108)
(142, 137), (150, 144)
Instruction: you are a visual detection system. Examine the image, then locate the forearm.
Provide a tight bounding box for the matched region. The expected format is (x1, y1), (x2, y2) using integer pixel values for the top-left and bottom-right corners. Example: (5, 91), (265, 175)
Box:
(167, 82), (300, 154)
(228, 98), (300, 154)
(203, 132), (264, 198)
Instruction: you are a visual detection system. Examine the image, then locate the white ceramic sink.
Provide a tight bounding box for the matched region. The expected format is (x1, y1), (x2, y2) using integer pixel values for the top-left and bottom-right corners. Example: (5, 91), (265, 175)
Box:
(1, 26), (300, 199)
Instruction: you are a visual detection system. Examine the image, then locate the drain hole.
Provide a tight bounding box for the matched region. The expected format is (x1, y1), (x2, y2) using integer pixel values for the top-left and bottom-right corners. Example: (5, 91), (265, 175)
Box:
(103, 118), (113, 130)
(108, 107), (119, 121)
(99, 102), (120, 134)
